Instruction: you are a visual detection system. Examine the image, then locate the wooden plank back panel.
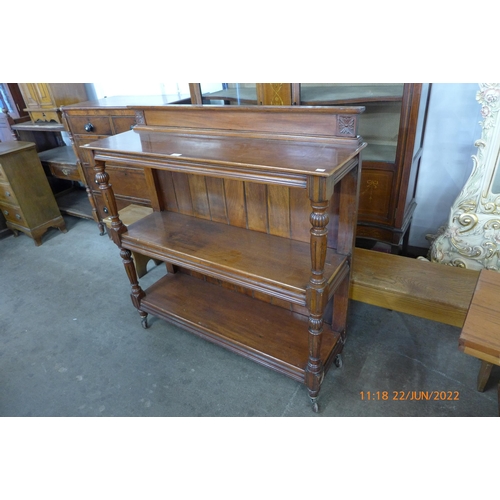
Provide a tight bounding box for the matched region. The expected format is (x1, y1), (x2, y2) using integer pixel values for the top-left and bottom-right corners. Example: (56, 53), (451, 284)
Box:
(155, 171), (344, 248)
(225, 179), (247, 228)
(245, 182), (267, 233)
(205, 177), (227, 224)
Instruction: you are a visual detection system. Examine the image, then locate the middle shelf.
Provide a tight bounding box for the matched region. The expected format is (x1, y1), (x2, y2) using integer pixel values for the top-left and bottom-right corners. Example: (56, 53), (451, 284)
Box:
(121, 210), (350, 306)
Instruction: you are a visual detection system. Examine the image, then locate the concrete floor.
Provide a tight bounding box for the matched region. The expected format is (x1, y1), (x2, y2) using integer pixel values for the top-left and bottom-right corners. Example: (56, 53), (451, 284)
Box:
(0, 215), (498, 417)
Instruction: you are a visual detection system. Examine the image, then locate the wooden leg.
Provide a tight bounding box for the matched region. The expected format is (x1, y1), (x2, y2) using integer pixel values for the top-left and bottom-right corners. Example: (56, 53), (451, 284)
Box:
(305, 192), (330, 412)
(477, 360), (493, 392)
(120, 248), (147, 326)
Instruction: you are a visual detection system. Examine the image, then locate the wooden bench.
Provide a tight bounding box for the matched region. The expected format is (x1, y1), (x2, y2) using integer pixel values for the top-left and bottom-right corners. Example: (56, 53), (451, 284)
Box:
(350, 247), (479, 328)
(350, 248), (500, 414)
(458, 269), (500, 415)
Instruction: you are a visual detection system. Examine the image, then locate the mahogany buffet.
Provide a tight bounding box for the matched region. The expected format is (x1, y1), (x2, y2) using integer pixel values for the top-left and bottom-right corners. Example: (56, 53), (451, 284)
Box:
(83, 105), (366, 412)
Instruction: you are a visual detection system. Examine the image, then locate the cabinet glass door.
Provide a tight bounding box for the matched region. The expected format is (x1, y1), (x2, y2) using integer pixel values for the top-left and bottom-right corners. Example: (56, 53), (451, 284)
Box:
(300, 83), (404, 163)
(199, 83), (258, 105)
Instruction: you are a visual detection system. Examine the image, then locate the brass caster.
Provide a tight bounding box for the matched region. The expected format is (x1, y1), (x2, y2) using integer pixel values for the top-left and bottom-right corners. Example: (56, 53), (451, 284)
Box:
(334, 354), (343, 368)
(310, 398), (319, 413)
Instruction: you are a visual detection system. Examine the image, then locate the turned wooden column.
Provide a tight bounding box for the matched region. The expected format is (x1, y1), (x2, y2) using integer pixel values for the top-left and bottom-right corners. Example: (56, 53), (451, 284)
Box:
(94, 159), (126, 245)
(94, 158), (147, 324)
(305, 176), (334, 411)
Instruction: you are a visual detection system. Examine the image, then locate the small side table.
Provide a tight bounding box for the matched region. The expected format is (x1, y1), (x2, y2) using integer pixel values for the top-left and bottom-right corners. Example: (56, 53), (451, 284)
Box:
(459, 269), (500, 416)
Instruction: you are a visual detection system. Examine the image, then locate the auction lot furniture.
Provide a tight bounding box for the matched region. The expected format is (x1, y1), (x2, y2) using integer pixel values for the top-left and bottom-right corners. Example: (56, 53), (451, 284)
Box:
(84, 104), (366, 411)
(459, 269), (500, 415)
(0, 141), (66, 245)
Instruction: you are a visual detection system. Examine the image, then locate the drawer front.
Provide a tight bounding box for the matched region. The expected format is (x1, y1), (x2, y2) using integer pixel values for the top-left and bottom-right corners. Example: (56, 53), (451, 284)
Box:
(112, 116), (137, 133)
(0, 203), (26, 226)
(84, 163), (150, 200)
(74, 134), (110, 165)
(48, 162), (81, 182)
(30, 110), (61, 123)
(93, 192), (150, 220)
(69, 116), (112, 136)
(0, 182), (19, 205)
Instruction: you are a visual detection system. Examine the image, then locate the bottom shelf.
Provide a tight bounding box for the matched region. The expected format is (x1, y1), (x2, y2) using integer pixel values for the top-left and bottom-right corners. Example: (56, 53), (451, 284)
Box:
(55, 187), (93, 219)
(140, 272), (342, 383)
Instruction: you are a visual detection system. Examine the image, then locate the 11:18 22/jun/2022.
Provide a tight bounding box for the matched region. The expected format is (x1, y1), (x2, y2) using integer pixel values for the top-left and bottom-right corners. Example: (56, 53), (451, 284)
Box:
(359, 391), (460, 401)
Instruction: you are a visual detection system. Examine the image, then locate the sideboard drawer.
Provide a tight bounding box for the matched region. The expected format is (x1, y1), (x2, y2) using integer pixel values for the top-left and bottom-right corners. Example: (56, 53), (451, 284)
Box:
(74, 134), (109, 165)
(0, 203), (26, 227)
(84, 163), (149, 200)
(48, 162), (81, 182)
(112, 116), (137, 133)
(0, 182), (19, 205)
(69, 116), (113, 136)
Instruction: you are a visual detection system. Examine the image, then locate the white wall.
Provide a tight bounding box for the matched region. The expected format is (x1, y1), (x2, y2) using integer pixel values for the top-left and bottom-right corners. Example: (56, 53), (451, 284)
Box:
(89, 82), (483, 249)
(409, 83), (483, 248)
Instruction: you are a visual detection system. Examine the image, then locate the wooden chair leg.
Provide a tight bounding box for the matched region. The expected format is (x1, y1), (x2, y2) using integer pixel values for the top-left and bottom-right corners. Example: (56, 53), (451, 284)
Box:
(477, 360), (493, 392)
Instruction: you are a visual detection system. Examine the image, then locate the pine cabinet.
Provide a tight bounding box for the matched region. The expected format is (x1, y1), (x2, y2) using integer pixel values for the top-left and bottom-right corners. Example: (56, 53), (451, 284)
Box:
(0, 141), (66, 245)
(18, 83), (88, 124)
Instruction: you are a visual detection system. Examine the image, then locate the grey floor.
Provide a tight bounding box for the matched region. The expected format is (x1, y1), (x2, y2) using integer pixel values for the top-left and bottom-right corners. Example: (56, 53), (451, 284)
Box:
(0, 215), (498, 417)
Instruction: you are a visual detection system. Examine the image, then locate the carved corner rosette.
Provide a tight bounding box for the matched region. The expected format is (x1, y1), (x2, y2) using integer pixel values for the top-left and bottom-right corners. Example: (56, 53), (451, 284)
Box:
(430, 83), (500, 270)
(134, 110), (145, 125)
(338, 115), (356, 137)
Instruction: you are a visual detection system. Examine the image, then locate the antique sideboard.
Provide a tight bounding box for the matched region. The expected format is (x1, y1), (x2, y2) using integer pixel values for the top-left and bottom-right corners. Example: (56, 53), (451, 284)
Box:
(83, 104), (366, 411)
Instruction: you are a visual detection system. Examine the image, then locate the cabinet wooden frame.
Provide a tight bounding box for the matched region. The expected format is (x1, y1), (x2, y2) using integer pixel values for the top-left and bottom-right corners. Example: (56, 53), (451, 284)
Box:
(83, 104), (366, 411)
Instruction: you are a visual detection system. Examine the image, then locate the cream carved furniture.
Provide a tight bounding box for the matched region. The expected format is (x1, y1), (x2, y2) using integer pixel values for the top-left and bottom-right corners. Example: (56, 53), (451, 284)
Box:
(430, 83), (500, 270)
(83, 104), (366, 412)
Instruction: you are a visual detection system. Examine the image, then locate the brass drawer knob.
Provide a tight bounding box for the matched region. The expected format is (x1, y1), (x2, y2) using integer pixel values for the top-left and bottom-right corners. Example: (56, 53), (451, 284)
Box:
(15, 214), (21, 220)
(84, 122), (94, 132)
